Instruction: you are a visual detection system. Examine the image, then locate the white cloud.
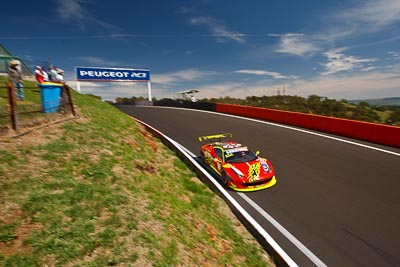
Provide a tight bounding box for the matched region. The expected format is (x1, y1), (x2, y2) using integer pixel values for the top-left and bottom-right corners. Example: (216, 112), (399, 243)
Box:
(235, 69), (298, 79)
(189, 17), (246, 43)
(338, 0), (400, 29)
(361, 66), (376, 72)
(295, 1), (400, 48)
(320, 48), (377, 76)
(387, 51), (400, 60)
(190, 68), (400, 100)
(70, 81), (149, 100)
(73, 56), (123, 67)
(152, 68), (216, 84)
(56, 0), (121, 34)
(318, 0), (400, 41)
(289, 71), (400, 99)
(270, 33), (320, 57)
(56, 0), (88, 30)
(193, 82), (263, 99)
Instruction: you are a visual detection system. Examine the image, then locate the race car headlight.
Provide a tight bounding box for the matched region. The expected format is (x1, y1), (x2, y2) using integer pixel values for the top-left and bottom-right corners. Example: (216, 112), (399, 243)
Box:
(230, 165), (244, 179)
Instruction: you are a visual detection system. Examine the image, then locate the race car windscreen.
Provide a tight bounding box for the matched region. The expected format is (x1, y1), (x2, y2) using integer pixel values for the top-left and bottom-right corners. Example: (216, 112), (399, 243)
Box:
(224, 147), (257, 163)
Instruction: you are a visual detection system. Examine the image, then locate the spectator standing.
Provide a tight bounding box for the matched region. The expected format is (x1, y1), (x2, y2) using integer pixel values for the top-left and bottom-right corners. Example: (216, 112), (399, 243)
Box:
(49, 66), (59, 82)
(8, 60), (24, 100)
(35, 66), (48, 83)
(56, 68), (64, 83)
(49, 66), (64, 83)
(43, 68), (49, 82)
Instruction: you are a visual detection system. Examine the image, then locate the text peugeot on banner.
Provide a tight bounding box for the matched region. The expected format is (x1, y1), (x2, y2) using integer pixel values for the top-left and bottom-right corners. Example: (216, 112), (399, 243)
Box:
(76, 67), (150, 82)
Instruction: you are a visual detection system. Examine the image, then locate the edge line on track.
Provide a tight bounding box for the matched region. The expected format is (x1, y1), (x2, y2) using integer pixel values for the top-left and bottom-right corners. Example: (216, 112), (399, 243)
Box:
(182, 143), (327, 267)
(142, 106), (400, 157)
(239, 193), (328, 267)
(130, 115), (300, 267)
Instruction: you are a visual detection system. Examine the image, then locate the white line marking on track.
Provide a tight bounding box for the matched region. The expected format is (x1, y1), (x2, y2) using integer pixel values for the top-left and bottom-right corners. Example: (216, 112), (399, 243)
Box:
(239, 193), (328, 267)
(181, 142), (327, 266)
(129, 115), (300, 266)
(172, 141), (299, 267)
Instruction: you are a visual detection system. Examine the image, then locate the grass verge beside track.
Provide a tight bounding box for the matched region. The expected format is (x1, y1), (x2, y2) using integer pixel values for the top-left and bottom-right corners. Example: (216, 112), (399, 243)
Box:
(0, 90), (274, 266)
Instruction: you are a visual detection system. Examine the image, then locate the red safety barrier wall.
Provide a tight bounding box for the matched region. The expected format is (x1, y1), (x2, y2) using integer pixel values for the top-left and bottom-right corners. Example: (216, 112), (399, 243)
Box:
(216, 104), (400, 148)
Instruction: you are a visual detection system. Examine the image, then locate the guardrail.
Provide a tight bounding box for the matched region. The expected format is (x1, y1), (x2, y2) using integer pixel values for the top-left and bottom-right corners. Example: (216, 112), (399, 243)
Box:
(216, 104), (400, 148)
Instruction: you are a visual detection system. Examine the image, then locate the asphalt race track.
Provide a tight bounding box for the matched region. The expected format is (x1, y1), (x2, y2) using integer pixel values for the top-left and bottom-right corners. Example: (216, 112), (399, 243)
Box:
(118, 106), (400, 267)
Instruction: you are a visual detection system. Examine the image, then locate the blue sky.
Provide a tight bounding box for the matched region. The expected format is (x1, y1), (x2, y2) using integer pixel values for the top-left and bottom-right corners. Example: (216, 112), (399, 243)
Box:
(1, 0), (400, 101)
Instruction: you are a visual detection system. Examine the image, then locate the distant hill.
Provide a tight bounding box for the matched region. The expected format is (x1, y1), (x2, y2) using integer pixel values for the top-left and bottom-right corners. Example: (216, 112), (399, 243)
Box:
(349, 97), (400, 106)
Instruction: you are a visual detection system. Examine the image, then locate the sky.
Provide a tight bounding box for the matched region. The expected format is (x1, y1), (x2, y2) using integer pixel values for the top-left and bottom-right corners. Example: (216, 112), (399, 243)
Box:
(1, 0), (400, 101)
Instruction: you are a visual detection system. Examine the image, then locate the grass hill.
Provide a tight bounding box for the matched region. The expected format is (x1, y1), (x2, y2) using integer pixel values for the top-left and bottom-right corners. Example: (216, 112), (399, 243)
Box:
(0, 89), (273, 266)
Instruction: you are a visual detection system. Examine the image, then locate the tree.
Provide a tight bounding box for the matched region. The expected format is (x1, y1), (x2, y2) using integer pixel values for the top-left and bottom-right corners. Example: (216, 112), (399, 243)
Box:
(386, 107), (400, 125)
(351, 102), (380, 122)
(307, 95), (323, 114)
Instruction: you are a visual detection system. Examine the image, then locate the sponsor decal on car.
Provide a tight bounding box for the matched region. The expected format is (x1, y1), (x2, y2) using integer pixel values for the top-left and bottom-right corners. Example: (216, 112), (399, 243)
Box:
(204, 150), (213, 164)
(222, 143), (242, 149)
(248, 162), (261, 182)
(225, 147), (248, 154)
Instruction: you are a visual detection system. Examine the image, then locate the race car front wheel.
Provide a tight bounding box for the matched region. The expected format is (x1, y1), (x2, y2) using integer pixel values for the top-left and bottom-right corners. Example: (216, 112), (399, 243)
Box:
(221, 171), (228, 185)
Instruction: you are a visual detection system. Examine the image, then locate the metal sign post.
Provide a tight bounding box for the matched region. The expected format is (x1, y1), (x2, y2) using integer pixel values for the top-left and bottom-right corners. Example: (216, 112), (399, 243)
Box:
(76, 81), (81, 93)
(147, 82), (152, 101)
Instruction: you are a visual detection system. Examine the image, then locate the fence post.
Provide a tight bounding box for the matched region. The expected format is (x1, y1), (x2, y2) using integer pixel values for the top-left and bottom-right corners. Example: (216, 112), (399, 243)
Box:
(6, 82), (18, 132)
(64, 84), (76, 117)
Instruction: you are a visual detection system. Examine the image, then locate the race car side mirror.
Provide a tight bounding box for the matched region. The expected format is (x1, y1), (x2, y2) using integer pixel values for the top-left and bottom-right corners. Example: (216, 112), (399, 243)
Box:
(255, 151), (260, 156)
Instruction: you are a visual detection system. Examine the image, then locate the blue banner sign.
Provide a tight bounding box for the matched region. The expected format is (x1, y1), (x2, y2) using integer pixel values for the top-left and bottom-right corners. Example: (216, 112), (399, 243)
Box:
(76, 66), (150, 82)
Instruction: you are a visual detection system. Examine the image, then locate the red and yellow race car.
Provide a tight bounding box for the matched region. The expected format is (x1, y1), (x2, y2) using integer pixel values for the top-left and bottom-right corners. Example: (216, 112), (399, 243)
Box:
(199, 133), (276, 192)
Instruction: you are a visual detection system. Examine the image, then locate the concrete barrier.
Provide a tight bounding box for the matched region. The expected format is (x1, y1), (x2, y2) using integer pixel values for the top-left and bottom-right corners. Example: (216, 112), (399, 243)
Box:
(216, 103), (400, 148)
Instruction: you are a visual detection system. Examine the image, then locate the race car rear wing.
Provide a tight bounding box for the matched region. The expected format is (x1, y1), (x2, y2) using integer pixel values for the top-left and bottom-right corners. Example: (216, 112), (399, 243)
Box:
(198, 133), (233, 142)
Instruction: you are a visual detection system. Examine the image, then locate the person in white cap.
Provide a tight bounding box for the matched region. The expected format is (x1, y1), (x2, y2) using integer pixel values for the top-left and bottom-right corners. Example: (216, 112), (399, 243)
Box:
(56, 68), (64, 83)
(49, 66), (64, 83)
(49, 66), (58, 82)
(8, 60), (24, 100)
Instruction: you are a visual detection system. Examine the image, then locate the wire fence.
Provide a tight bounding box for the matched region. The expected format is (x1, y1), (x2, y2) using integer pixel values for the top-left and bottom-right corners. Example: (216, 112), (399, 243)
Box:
(0, 82), (76, 137)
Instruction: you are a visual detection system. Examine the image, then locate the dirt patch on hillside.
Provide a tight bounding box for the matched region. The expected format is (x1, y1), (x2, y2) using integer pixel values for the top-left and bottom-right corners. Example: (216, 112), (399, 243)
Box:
(0, 203), (41, 256)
